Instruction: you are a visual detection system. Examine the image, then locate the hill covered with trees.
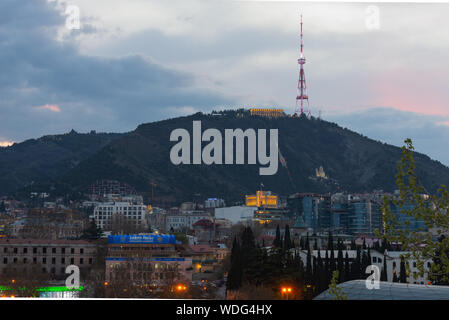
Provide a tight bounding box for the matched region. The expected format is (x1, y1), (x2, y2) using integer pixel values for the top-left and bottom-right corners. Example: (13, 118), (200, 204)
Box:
(2, 110), (449, 203)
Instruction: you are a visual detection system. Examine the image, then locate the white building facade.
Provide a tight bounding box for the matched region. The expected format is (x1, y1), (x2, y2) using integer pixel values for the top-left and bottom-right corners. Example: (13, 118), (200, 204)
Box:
(93, 201), (149, 230)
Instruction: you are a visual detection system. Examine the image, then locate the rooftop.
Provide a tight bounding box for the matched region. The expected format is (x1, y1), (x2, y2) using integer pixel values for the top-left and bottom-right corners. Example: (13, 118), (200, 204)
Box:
(315, 280), (449, 300)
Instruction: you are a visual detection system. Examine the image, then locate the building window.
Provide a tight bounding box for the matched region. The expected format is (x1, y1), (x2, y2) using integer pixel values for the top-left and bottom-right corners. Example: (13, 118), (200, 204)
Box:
(23, 258), (27, 264)
(71, 248), (75, 254)
(61, 258), (65, 264)
(3, 248), (7, 253)
(80, 258), (84, 265)
(89, 258), (93, 265)
(80, 248), (84, 254)
(62, 248), (66, 254)
(52, 258), (56, 264)
(42, 258), (47, 264)
(52, 248), (56, 254)
(13, 248), (17, 254)
(23, 248), (28, 254)
(33, 248), (37, 254)
(3, 258), (7, 264)
(43, 248), (47, 254)
(70, 258), (74, 264)
(33, 257), (37, 264)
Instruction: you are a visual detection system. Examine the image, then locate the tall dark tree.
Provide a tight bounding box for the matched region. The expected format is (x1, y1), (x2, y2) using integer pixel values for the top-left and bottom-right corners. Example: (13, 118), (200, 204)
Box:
(344, 252), (350, 282)
(337, 239), (344, 282)
(81, 219), (102, 240)
(273, 225), (282, 248)
(328, 233), (336, 273)
(306, 246), (312, 284)
(351, 247), (361, 279)
(283, 224), (293, 250)
(0, 201), (5, 213)
(399, 256), (407, 283)
(227, 237), (242, 290)
(305, 233), (310, 251)
(380, 255), (388, 281)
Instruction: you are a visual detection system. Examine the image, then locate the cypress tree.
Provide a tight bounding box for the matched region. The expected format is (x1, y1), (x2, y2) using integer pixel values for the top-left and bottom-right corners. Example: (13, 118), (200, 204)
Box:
(399, 257), (407, 283)
(329, 233), (336, 272)
(306, 246), (312, 285)
(392, 272), (399, 282)
(299, 237), (305, 250)
(324, 250), (330, 284)
(284, 224), (293, 250)
(273, 225), (281, 248)
(344, 251), (350, 281)
(227, 237), (242, 290)
(337, 240), (344, 282)
(305, 233), (310, 251)
(380, 255), (388, 281)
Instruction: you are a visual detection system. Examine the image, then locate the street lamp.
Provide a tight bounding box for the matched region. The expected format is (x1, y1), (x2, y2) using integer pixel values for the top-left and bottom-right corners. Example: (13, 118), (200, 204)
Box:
(281, 286), (293, 300)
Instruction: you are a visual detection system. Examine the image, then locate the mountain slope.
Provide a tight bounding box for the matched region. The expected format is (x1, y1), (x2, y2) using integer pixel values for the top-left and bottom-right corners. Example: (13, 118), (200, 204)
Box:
(0, 130), (122, 195)
(56, 111), (449, 203)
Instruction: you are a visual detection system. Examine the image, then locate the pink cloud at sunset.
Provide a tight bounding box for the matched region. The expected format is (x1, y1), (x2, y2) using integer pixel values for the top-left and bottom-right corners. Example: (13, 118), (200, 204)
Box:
(0, 141), (14, 147)
(369, 69), (449, 116)
(35, 104), (61, 112)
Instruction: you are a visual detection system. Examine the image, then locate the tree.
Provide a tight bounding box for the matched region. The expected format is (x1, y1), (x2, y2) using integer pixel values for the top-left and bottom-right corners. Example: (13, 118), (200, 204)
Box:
(328, 271), (347, 300)
(227, 237), (242, 291)
(328, 233), (336, 273)
(399, 256), (407, 283)
(0, 201), (5, 213)
(337, 240), (344, 282)
(381, 255), (388, 281)
(283, 224), (293, 250)
(273, 225), (282, 248)
(81, 219), (102, 240)
(344, 252), (350, 282)
(380, 138), (449, 283)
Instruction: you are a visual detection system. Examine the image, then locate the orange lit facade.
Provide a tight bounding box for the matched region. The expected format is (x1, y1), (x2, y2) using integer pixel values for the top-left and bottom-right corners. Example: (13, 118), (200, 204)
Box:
(245, 191), (278, 208)
(250, 108), (285, 118)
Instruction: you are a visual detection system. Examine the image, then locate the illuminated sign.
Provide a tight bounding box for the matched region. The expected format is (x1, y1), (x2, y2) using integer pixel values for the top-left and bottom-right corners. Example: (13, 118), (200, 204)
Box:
(108, 234), (176, 244)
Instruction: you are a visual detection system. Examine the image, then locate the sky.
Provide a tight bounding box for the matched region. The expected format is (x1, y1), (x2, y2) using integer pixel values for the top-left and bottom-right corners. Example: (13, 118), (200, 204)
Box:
(1, 0), (449, 165)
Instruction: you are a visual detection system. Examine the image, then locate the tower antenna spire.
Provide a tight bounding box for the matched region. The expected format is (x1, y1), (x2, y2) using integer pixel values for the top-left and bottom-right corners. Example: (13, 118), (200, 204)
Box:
(294, 14), (310, 118)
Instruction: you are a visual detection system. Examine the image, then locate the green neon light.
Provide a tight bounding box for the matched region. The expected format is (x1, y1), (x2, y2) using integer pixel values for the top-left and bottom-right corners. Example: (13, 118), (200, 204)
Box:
(0, 285), (83, 292)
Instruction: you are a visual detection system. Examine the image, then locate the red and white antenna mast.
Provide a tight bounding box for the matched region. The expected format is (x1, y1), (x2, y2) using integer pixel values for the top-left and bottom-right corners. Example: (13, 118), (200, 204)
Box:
(294, 15), (310, 117)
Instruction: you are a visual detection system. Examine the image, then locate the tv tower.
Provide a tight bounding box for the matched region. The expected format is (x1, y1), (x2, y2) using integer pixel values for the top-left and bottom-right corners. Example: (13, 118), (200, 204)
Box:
(294, 15), (310, 117)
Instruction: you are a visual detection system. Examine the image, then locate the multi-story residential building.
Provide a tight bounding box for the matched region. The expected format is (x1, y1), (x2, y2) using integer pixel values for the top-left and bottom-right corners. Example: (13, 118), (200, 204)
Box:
(93, 201), (149, 231)
(0, 239), (97, 281)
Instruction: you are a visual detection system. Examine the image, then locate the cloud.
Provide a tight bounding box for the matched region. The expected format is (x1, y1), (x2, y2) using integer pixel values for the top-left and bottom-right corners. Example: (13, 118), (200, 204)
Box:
(0, 141), (14, 148)
(326, 107), (449, 166)
(0, 0), (232, 142)
(36, 104), (61, 112)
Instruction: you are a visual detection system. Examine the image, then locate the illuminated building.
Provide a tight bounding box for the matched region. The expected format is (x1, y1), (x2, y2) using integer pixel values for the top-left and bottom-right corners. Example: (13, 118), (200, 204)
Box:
(245, 191), (278, 208)
(253, 209), (284, 224)
(250, 108), (285, 118)
(105, 235), (193, 286)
